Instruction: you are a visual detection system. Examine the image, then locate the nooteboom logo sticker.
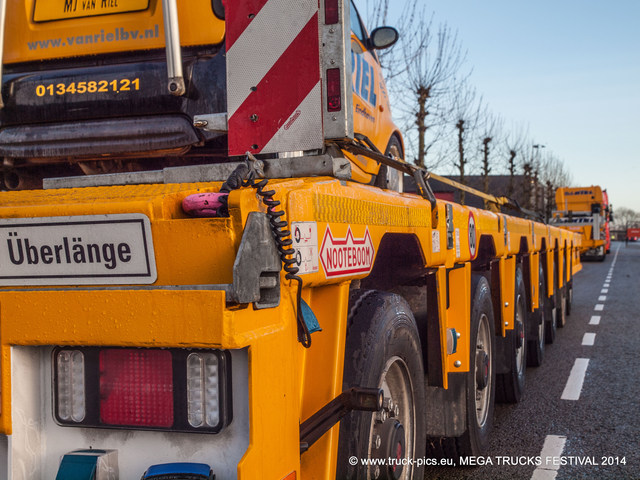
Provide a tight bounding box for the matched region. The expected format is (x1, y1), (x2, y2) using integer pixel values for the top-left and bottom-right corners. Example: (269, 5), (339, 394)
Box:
(319, 226), (375, 278)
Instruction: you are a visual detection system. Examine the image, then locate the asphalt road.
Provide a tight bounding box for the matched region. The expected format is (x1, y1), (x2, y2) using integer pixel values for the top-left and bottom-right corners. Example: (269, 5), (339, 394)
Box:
(423, 241), (640, 480)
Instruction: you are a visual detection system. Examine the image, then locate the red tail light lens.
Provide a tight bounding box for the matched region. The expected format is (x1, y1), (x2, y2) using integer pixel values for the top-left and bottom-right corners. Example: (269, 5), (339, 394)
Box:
(99, 349), (174, 428)
(326, 68), (342, 112)
(325, 0), (339, 24)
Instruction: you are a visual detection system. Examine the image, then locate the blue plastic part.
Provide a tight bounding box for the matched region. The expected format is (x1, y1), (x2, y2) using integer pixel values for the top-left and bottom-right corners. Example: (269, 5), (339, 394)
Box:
(55, 454), (97, 480)
(300, 298), (322, 334)
(143, 463), (212, 479)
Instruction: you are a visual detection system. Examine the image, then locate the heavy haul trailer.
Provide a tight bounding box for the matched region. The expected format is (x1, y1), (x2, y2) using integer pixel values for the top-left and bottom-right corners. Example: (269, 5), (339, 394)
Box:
(0, 0), (582, 478)
(552, 186), (611, 261)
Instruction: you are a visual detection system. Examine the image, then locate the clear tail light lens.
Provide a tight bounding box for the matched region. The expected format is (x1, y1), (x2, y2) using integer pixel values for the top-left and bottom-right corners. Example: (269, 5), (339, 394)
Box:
(56, 350), (86, 422)
(187, 353), (220, 428)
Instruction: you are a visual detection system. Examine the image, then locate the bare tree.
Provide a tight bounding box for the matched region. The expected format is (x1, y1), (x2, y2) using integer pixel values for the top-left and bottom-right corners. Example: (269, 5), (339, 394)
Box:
(611, 207), (639, 230)
(446, 82), (483, 204)
(400, 18), (468, 169)
(479, 111), (503, 195)
(539, 153), (573, 221)
(503, 123), (529, 198)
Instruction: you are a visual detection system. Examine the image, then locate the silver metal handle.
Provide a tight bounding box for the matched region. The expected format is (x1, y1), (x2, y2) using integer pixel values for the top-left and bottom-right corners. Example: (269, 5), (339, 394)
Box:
(161, 0), (185, 96)
(0, 0), (7, 108)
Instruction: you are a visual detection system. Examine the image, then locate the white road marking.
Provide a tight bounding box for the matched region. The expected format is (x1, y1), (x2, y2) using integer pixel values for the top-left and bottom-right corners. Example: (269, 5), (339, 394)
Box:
(561, 358), (589, 400)
(603, 283), (610, 288)
(589, 316), (601, 325)
(601, 289), (608, 294)
(531, 468), (558, 480)
(531, 435), (567, 480)
(594, 304), (604, 311)
(598, 295), (607, 301)
(582, 333), (596, 346)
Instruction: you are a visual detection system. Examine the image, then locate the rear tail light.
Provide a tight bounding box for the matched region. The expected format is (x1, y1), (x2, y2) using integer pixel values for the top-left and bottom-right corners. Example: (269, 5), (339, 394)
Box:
(326, 68), (342, 112)
(56, 350), (86, 422)
(53, 348), (231, 433)
(324, 0), (339, 24)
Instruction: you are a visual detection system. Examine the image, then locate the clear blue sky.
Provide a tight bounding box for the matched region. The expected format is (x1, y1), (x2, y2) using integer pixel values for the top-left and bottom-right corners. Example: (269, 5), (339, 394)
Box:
(361, 0), (640, 212)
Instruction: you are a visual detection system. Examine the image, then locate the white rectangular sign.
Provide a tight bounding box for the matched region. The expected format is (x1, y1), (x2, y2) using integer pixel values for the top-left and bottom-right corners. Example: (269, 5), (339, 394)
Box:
(291, 221), (319, 275)
(0, 214), (157, 286)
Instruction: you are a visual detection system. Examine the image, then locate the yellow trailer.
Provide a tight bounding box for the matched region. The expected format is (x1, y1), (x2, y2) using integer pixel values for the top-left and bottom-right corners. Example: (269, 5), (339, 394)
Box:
(0, 0), (582, 478)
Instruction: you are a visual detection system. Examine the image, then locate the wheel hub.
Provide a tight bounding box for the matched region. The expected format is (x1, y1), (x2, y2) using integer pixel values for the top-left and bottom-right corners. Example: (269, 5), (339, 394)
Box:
(476, 350), (489, 390)
(373, 418), (405, 479)
(515, 320), (525, 349)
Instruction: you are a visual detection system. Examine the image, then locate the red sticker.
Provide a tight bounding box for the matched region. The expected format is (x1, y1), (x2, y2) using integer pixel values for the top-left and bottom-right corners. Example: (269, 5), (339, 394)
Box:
(319, 226), (375, 278)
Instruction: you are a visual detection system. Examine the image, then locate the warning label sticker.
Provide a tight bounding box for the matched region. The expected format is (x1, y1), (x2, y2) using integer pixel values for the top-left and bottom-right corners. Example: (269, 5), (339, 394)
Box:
(291, 221), (319, 274)
(319, 226), (375, 278)
(432, 230), (441, 253)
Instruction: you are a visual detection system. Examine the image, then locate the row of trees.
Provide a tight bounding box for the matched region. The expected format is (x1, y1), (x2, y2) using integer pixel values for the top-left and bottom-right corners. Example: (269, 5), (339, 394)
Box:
(613, 208), (640, 232)
(362, 0), (572, 218)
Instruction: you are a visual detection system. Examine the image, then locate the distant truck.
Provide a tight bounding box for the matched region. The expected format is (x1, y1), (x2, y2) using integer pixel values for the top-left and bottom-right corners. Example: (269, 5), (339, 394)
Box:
(553, 186), (612, 260)
(628, 228), (640, 242)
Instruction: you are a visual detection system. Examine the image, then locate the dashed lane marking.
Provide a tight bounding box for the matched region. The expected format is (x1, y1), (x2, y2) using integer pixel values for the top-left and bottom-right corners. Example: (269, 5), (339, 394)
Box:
(561, 358), (589, 400)
(598, 295), (607, 301)
(594, 304), (604, 311)
(601, 289), (608, 294)
(531, 435), (567, 480)
(589, 316), (601, 325)
(582, 333), (596, 346)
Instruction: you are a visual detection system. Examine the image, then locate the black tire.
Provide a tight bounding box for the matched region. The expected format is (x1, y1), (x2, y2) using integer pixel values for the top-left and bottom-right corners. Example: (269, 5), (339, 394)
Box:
(544, 262), (557, 344)
(565, 280), (573, 317)
(376, 135), (404, 192)
(527, 264), (546, 367)
(456, 274), (496, 456)
(337, 290), (426, 480)
(556, 287), (567, 328)
(496, 266), (527, 403)
(427, 275), (496, 460)
(556, 255), (568, 328)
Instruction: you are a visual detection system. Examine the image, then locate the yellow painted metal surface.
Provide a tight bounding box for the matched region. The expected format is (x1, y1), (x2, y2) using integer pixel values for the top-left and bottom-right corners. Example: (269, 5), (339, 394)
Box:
(0, 176), (583, 478)
(5, 0), (224, 63)
(445, 264), (471, 374)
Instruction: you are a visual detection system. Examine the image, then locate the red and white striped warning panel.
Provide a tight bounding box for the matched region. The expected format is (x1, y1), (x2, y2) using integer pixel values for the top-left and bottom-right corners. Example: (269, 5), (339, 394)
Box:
(226, 0), (323, 156)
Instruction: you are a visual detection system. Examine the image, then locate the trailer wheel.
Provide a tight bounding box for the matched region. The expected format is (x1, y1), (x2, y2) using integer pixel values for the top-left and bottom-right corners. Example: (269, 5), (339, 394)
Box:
(496, 266), (527, 403)
(545, 260), (557, 343)
(556, 257), (568, 328)
(565, 280), (573, 316)
(527, 265), (546, 367)
(455, 274), (496, 456)
(337, 290), (426, 480)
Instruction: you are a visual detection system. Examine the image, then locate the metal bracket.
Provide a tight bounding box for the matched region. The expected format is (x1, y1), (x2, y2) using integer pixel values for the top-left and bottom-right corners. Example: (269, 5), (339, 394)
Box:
(193, 113), (229, 133)
(229, 212), (282, 309)
(300, 387), (383, 453)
